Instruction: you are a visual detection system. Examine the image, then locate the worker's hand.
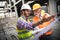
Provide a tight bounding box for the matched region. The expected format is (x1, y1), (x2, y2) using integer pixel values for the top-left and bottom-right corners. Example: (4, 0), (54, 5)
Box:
(51, 14), (56, 18)
(43, 14), (56, 22)
(49, 14), (56, 22)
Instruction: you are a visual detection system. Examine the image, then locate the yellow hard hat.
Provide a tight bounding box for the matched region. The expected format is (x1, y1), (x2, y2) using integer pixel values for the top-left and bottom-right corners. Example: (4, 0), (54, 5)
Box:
(33, 3), (42, 10)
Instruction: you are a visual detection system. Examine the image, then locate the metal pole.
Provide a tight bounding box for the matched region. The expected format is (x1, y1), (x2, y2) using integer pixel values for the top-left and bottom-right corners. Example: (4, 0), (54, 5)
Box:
(8, 0), (21, 8)
(8, 0), (12, 17)
(22, 0), (24, 4)
(13, 0), (18, 18)
(48, 0), (57, 15)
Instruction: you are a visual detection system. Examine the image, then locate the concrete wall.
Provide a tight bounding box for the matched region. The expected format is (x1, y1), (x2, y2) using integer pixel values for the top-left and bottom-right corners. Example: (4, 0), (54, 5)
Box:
(48, 0), (57, 15)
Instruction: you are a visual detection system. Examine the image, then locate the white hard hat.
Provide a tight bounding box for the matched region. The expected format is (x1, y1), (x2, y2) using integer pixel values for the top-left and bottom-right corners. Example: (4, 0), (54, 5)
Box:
(21, 4), (31, 10)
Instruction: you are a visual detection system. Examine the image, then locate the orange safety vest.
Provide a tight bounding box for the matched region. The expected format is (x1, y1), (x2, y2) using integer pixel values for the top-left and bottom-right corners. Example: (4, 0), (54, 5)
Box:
(33, 13), (52, 35)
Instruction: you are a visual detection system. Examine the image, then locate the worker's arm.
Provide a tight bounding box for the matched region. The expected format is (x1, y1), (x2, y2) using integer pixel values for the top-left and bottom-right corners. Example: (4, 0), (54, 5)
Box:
(32, 14), (55, 27)
(32, 20), (43, 27)
(17, 14), (56, 29)
(42, 15), (55, 22)
(32, 16), (57, 35)
(16, 19), (33, 30)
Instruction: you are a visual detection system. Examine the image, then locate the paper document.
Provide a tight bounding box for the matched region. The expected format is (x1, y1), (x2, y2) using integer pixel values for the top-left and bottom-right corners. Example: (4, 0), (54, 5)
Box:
(33, 18), (58, 40)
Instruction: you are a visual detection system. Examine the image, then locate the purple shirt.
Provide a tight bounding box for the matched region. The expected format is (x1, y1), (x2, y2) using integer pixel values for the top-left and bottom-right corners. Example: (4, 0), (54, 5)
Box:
(17, 16), (33, 30)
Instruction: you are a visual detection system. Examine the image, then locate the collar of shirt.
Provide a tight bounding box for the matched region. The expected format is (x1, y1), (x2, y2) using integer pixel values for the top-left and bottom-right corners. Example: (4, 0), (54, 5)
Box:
(20, 15), (30, 22)
(21, 15), (26, 20)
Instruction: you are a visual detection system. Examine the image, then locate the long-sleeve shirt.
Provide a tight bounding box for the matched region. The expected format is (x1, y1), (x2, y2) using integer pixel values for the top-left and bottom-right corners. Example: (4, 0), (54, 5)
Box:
(16, 16), (33, 30)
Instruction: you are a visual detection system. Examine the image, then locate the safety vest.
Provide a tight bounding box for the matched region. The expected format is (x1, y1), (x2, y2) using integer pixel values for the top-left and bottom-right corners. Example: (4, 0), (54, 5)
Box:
(33, 13), (52, 36)
(17, 17), (34, 39)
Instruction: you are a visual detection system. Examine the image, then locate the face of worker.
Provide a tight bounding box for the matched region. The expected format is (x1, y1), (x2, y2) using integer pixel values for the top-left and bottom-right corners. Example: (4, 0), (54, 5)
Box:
(24, 9), (31, 17)
(34, 8), (42, 15)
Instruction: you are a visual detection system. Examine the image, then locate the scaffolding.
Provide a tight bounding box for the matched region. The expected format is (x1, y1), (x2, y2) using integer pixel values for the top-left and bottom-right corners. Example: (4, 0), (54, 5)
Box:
(7, 0), (35, 17)
(0, 0), (58, 18)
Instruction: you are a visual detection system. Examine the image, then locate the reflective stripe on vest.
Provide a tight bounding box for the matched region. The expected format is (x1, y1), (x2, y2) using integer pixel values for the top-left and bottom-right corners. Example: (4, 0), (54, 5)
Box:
(17, 30), (33, 39)
(17, 17), (33, 39)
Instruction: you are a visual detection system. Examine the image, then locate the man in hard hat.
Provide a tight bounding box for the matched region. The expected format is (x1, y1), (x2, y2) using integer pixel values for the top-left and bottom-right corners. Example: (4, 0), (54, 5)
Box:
(16, 4), (45, 40)
(32, 3), (55, 40)
(16, 4), (34, 40)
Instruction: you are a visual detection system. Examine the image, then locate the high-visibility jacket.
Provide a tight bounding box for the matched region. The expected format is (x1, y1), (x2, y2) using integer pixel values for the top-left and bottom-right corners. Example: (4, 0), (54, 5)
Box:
(17, 29), (33, 39)
(33, 13), (52, 35)
(17, 17), (34, 39)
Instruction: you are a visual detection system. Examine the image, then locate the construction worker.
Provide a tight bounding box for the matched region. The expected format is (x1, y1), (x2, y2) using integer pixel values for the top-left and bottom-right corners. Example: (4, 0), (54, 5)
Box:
(16, 4), (34, 40)
(16, 4), (46, 40)
(32, 3), (55, 40)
